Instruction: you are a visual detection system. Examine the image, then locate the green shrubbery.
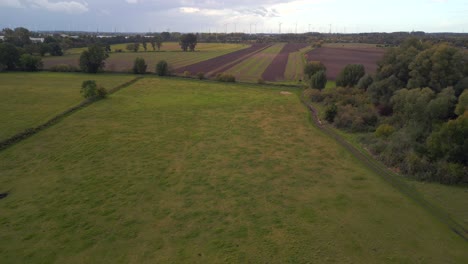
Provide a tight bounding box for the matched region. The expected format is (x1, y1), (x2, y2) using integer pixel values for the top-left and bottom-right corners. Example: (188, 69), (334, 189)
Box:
(80, 80), (107, 99)
(215, 73), (236, 82)
(19, 54), (43, 71)
(132, 57), (147, 74)
(49, 64), (79, 72)
(156, 60), (169, 76)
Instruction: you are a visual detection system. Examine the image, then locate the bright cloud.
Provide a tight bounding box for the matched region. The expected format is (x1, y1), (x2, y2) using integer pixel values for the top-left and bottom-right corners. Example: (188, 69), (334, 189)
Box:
(0, 0), (23, 8)
(27, 0), (89, 13)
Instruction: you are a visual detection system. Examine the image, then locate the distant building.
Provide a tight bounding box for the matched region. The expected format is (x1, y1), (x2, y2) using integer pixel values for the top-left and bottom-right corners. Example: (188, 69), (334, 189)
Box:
(0, 36), (4, 41)
(30, 37), (44, 43)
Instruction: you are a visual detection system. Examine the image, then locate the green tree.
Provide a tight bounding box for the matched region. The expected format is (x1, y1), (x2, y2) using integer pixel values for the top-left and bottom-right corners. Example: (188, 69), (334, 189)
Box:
(19, 54), (43, 71)
(427, 112), (468, 166)
(357, 74), (373, 90)
(48, 43), (63, 56)
(179, 33), (197, 52)
(309, 70), (327, 90)
(80, 80), (107, 99)
(141, 41), (147, 52)
(325, 104), (338, 123)
(79, 44), (109, 74)
(367, 75), (404, 115)
(336, 64), (366, 87)
(156, 60), (169, 76)
(0, 42), (20, 71)
(303, 61), (326, 80)
(455, 89), (468, 116)
(133, 57), (147, 74)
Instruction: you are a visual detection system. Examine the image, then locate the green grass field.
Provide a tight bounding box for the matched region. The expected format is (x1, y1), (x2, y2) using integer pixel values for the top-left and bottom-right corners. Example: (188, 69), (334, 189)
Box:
(44, 44), (249, 72)
(0, 76), (466, 263)
(284, 46), (313, 82)
(0, 72), (135, 141)
(224, 43), (285, 82)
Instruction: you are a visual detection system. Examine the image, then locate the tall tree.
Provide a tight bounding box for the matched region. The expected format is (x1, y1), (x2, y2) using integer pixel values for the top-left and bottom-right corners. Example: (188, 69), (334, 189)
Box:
(79, 44), (109, 73)
(0, 42), (20, 70)
(336, 64), (365, 87)
(179, 34), (197, 52)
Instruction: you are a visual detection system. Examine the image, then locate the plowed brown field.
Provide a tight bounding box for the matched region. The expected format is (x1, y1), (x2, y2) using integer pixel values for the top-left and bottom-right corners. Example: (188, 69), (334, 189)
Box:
(305, 47), (385, 80)
(261, 43), (309, 81)
(174, 44), (270, 75)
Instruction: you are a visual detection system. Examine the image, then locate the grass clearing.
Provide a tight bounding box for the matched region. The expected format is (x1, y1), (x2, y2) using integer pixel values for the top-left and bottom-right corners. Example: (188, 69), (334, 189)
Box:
(0, 72), (135, 141)
(0, 77), (467, 262)
(224, 43), (285, 82)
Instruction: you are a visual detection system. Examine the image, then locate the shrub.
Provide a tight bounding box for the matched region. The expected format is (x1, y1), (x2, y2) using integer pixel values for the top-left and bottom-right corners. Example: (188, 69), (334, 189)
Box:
(325, 104), (337, 123)
(309, 70), (327, 90)
(183, 70), (191, 77)
(303, 61), (326, 80)
(336, 64), (365, 87)
(357, 74), (373, 90)
(375, 124), (395, 138)
(49, 64), (79, 72)
(304, 88), (324, 102)
(257, 78), (265, 84)
(132, 57), (147, 74)
(156, 60), (169, 76)
(197, 72), (205, 80)
(215, 73), (236, 82)
(80, 80), (107, 99)
(20, 54), (43, 71)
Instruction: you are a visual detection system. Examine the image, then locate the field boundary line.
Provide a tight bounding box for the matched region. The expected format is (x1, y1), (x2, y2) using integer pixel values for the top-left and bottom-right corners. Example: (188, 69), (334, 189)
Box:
(300, 92), (468, 242)
(0, 77), (142, 152)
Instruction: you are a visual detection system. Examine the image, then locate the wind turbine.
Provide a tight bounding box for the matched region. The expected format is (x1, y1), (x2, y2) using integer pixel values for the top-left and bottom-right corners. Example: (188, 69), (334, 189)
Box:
(279, 22), (282, 34)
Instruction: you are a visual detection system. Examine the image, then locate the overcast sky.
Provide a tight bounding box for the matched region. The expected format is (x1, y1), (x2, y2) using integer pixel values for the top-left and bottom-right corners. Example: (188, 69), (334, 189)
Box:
(0, 0), (467, 33)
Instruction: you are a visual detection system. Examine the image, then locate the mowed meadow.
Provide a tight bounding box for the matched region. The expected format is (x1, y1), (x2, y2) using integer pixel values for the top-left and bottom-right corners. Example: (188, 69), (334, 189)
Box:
(0, 75), (467, 263)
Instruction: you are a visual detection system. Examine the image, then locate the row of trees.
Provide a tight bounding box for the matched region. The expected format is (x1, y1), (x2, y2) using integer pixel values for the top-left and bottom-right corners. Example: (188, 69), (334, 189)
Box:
(305, 38), (468, 184)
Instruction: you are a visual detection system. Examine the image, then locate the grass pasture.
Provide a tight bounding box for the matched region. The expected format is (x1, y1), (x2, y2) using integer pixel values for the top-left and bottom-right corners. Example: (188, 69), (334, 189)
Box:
(44, 44), (248, 73)
(0, 72), (135, 141)
(0, 76), (467, 263)
(224, 43), (285, 82)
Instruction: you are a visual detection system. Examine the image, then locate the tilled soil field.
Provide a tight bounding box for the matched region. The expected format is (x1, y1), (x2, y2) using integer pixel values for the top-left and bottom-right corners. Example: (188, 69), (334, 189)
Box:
(261, 43), (309, 81)
(305, 47), (385, 80)
(174, 43), (270, 76)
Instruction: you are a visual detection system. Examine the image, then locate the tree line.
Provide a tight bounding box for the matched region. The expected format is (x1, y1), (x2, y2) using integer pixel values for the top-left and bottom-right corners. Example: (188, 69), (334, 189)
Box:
(304, 38), (468, 184)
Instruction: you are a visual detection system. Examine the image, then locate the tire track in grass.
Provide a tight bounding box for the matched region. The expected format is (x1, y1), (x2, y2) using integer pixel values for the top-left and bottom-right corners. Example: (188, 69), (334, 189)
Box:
(300, 92), (468, 242)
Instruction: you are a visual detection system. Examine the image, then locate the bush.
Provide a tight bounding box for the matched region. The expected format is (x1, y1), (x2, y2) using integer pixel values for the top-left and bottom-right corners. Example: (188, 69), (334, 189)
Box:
(132, 57), (147, 74)
(325, 104), (337, 123)
(49, 64), (78, 72)
(309, 70), (327, 90)
(257, 78), (265, 84)
(80, 80), (107, 99)
(197, 72), (205, 80)
(20, 54), (43, 71)
(183, 70), (191, 77)
(336, 64), (365, 87)
(156, 60), (169, 76)
(303, 61), (326, 80)
(215, 73), (236, 82)
(357, 74), (373, 90)
(375, 124), (395, 138)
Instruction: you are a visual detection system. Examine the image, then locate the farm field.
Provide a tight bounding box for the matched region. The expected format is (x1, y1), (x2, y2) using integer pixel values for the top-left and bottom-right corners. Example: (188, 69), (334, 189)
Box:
(262, 43), (309, 82)
(284, 45), (313, 82)
(0, 72), (135, 141)
(65, 42), (246, 54)
(0, 76), (467, 263)
(305, 46), (385, 79)
(174, 43), (270, 76)
(43, 44), (249, 73)
(223, 43), (285, 82)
